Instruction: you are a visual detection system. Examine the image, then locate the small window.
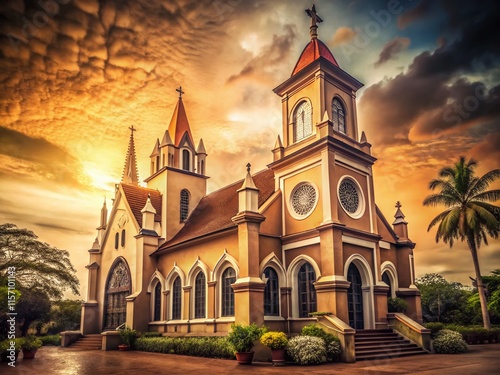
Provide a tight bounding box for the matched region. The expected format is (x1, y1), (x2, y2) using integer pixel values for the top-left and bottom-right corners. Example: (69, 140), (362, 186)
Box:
(172, 276), (181, 320)
(180, 189), (189, 222)
(200, 160), (205, 175)
(156, 155), (160, 171)
(154, 282), (162, 321)
(264, 267), (279, 316)
(114, 232), (119, 249)
(298, 262), (317, 317)
(221, 267), (236, 317)
(294, 101), (312, 142)
(194, 272), (206, 319)
(182, 149), (190, 171)
(121, 229), (126, 247)
(332, 98), (346, 134)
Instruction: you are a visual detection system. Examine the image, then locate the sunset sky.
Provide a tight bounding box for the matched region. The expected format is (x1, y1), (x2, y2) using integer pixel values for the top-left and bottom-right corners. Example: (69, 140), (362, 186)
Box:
(1, 0), (499, 299)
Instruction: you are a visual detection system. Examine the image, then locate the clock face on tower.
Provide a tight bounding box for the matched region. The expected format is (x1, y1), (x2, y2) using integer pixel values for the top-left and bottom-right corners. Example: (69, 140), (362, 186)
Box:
(294, 101), (312, 142)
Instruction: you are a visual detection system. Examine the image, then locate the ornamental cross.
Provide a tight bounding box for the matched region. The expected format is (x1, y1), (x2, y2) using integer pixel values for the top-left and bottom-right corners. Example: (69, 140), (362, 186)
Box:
(305, 4), (323, 27)
(129, 125), (136, 135)
(176, 86), (185, 99)
(395, 201), (402, 209)
(246, 163), (251, 173)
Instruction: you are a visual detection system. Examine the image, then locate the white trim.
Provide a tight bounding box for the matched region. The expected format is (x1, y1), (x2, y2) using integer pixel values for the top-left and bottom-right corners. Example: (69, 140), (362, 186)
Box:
(366, 174), (374, 233)
(379, 241), (391, 249)
(342, 235), (375, 249)
(146, 269), (166, 293)
(259, 253), (287, 287)
(211, 251), (239, 282)
(409, 254), (415, 286)
(287, 181), (319, 220)
(186, 258), (210, 287)
(286, 255), (321, 318)
(165, 263), (186, 287)
(149, 279), (164, 322)
(283, 236), (320, 251)
(380, 261), (399, 298)
(337, 175), (366, 219)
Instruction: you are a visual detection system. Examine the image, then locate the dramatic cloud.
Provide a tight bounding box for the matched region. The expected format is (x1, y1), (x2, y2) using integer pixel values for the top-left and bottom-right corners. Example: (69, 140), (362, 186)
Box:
(331, 26), (356, 46)
(397, 0), (432, 29)
(374, 37), (410, 67)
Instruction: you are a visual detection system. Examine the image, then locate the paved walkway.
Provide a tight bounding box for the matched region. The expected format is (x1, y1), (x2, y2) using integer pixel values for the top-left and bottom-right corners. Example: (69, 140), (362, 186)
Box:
(1, 344), (499, 375)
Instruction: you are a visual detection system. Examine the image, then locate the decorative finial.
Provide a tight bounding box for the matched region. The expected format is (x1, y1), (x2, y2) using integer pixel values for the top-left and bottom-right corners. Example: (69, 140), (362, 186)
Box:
(305, 4), (323, 39)
(395, 201), (402, 209)
(148, 193), (151, 199)
(129, 125), (136, 135)
(246, 163), (251, 173)
(176, 86), (185, 99)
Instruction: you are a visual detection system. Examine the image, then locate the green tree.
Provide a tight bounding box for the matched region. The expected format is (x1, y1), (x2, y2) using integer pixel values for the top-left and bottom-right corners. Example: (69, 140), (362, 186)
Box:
(49, 299), (83, 333)
(415, 273), (472, 324)
(423, 157), (500, 329)
(0, 223), (80, 299)
(16, 287), (51, 336)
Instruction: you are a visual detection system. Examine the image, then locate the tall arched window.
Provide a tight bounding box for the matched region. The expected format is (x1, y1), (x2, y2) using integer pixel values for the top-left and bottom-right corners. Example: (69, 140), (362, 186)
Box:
(180, 189), (189, 222)
(121, 229), (126, 247)
(194, 272), (206, 319)
(172, 276), (181, 320)
(182, 149), (190, 171)
(221, 267), (236, 317)
(153, 281), (162, 321)
(298, 262), (317, 317)
(264, 267), (279, 316)
(294, 101), (312, 142)
(332, 98), (346, 134)
(156, 155), (160, 171)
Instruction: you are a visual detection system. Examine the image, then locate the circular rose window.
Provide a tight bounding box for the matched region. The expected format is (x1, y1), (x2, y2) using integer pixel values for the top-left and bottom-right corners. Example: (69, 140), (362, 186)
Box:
(290, 183), (317, 218)
(338, 177), (364, 218)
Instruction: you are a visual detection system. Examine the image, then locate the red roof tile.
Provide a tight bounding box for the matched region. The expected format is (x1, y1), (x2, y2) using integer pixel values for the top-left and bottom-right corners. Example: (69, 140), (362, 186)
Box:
(121, 184), (162, 227)
(158, 168), (275, 249)
(291, 38), (339, 76)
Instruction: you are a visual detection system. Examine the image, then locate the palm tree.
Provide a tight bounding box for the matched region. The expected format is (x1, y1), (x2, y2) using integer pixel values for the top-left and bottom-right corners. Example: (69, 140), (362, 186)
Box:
(423, 156), (500, 329)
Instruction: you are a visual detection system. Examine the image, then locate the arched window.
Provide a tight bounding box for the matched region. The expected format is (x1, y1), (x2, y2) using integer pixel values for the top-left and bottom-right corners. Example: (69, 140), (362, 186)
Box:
(332, 98), (346, 134)
(194, 272), (206, 319)
(382, 272), (392, 298)
(221, 267), (236, 317)
(156, 155), (160, 171)
(298, 262), (317, 317)
(264, 267), (279, 316)
(153, 281), (162, 321)
(121, 229), (126, 247)
(180, 189), (189, 222)
(182, 149), (190, 171)
(114, 232), (119, 250)
(172, 276), (181, 320)
(294, 101), (312, 142)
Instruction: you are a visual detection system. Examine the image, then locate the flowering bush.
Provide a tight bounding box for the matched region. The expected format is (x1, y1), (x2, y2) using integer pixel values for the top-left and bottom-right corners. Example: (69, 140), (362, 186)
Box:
(301, 324), (341, 362)
(286, 336), (327, 365)
(433, 329), (468, 354)
(260, 331), (288, 349)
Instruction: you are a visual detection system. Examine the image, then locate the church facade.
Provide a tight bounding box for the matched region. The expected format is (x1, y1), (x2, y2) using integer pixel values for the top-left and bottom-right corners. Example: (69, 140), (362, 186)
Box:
(81, 8), (422, 342)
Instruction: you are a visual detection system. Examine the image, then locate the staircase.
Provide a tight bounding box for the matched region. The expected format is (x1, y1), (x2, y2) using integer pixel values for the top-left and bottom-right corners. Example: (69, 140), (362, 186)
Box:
(355, 329), (427, 361)
(69, 334), (102, 350)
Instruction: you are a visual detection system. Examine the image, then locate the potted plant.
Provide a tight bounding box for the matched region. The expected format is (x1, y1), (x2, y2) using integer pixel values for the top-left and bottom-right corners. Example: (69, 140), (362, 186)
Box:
(227, 323), (265, 365)
(118, 326), (137, 351)
(0, 339), (22, 362)
(260, 331), (288, 366)
(21, 336), (42, 359)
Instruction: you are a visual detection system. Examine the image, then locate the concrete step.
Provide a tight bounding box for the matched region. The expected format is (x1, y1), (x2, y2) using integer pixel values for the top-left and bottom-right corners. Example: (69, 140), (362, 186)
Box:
(356, 349), (428, 361)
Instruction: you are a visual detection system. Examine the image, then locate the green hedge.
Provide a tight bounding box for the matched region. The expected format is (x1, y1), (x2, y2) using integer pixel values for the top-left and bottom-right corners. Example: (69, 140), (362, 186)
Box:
(139, 332), (162, 338)
(39, 335), (61, 346)
(135, 337), (235, 359)
(424, 323), (500, 344)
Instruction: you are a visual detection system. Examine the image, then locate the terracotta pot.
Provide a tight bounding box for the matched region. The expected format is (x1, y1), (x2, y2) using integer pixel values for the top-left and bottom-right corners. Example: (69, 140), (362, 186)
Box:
(235, 351), (254, 365)
(118, 344), (130, 351)
(22, 349), (38, 359)
(271, 348), (286, 366)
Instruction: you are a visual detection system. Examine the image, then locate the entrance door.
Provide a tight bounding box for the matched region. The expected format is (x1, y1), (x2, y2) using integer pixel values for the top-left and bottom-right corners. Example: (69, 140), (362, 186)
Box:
(104, 259), (131, 329)
(347, 263), (364, 329)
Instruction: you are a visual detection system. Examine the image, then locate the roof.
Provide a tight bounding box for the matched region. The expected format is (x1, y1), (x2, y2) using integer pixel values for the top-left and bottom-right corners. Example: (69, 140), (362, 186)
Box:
(291, 38), (339, 76)
(167, 99), (195, 147)
(157, 168), (275, 250)
(121, 183), (162, 227)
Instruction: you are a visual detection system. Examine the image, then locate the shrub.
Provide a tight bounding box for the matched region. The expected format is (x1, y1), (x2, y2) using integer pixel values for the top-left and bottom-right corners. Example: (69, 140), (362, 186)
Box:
(119, 326), (138, 348)
(227, 323), (266, 353)
(140, 332), (162, 338)
(39, 335), (61, 346)
(286, 336), (327, 365)
(433, 329), (468, 354)
(20, 336), (43, 351)
(301, 324), (341, 362)
(135, 337), (234, 359)
(260, 331), (288, 349)
(388, 297), (408, 313)
(425, 322), (445, 337)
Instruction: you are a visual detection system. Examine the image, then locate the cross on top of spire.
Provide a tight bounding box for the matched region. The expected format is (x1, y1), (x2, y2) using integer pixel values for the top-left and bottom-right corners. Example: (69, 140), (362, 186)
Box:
(305, 4), (323, 39)
(176, 86), (185, 99)
(246, 163), (251, 173)
(129, 125), (136, 135)
(395, 201), (402, 209)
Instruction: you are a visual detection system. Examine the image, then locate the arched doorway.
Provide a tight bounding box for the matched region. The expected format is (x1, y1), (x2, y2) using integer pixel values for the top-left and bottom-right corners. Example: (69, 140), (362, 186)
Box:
(347, 263), (364, 329)
(104, 258), (131, 330)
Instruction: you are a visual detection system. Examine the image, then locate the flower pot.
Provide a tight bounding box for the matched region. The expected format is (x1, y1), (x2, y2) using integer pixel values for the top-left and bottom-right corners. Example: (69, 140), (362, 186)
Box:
(22, 349), (38, 359)
(235, 351), (254, 365)
(118, 344), (130, 351)
(271, 348), (286, 366)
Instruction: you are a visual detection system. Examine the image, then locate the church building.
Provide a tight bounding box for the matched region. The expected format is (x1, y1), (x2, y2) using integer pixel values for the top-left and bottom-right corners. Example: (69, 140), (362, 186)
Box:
(80, 6), (423, 355)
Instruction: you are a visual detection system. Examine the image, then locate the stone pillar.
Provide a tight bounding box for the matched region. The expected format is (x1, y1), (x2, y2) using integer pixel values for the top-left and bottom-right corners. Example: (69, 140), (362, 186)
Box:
(183, 286), (192, 320)
(373, 284), (389, 328)
(397, 288), (423, 323)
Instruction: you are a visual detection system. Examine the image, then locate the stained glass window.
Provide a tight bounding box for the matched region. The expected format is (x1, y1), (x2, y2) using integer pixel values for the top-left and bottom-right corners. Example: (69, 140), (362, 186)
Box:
(221, 268), (236, 317)
(294, 101), (312, 142)
(332, 98), (346, 134)
(298, 263), (316, 318)
(291, 183), (317, 217)
(194, 272), (206, 319)
(264, 267), (279, 316)
(339, 179), (359, 214)
(172, 276), (181, 320)
(180, 189), (189, 222)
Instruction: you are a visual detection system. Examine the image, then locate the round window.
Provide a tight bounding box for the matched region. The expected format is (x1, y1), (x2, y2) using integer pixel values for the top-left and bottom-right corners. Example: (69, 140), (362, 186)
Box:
(290, 183), (318, 218)
(338, 177), (364, 218)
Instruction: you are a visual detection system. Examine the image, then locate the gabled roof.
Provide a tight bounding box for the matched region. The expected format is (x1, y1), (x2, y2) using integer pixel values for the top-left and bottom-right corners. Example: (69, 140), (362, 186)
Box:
(167, 99), (195, 147)
(156, 168), (275, 250)
(291, 38), (339, 76)
(121, 183), (162, 227)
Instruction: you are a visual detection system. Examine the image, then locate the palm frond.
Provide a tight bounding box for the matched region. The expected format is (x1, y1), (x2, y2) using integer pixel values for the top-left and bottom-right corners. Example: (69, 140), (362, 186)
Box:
(427, 209), (455, 230)
(423, 193), (460, 208)
(471, 189), (500, 203)
(467, 169), (500, 198)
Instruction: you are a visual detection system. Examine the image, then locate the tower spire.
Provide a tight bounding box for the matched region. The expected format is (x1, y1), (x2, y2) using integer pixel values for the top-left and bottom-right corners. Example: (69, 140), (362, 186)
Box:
(305, 4), (323, 40)
(122, 125), (139, 185)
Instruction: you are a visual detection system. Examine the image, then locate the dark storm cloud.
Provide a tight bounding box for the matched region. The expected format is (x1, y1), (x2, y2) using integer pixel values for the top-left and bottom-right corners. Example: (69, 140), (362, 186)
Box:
(397, 0), (432, 29)
(374, 37), (410, 67)
(359, 0), (500, 146)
